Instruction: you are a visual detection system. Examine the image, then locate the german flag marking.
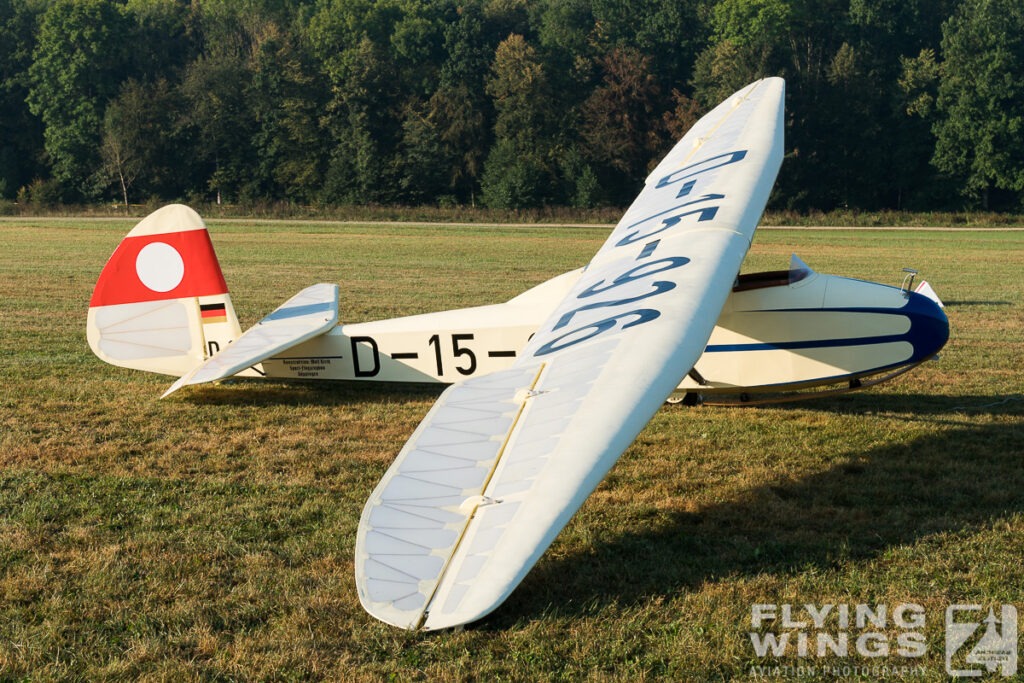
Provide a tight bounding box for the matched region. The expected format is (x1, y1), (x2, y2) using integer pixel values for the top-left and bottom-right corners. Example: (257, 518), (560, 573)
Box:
(200, 302), (228, 324)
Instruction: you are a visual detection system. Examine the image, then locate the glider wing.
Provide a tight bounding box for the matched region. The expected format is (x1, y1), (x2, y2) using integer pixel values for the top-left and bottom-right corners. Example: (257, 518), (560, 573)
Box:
(162, 283), (338, 397)
(356, 78), (786, 630)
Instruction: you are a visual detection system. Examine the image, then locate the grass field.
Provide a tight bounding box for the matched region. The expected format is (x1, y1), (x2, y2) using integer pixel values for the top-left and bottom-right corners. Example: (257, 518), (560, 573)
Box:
(1, 218), (1022, 680)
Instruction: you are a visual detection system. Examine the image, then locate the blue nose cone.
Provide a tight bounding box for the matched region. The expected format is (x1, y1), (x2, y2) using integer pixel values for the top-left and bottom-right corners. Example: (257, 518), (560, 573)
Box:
(903, 290), (949, 363)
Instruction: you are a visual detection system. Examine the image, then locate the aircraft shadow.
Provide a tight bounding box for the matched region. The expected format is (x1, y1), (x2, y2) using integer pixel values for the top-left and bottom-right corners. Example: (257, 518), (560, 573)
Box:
(485, 412), (1024, 628)
(179, 374), (1022, 418)
(172, 378), (445, 408)
(943, 300), (1012, 306)
(738, 392), (1024, 418)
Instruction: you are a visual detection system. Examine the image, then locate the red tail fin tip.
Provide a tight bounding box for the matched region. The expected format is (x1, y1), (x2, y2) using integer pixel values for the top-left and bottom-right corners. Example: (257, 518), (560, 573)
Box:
(90, 205), (228, 307)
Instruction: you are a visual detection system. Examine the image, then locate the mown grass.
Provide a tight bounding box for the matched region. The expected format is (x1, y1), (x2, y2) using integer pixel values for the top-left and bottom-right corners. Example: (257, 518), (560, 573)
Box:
(1, 219), (1022, 680)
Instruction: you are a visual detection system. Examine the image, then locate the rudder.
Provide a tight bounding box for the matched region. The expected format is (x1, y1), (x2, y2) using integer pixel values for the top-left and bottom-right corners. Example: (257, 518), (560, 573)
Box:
(87, 204), (243, 376)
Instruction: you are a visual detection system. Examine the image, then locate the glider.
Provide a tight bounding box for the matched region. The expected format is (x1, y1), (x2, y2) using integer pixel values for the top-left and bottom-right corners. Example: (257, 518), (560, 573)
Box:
(87, 78), (949, 629)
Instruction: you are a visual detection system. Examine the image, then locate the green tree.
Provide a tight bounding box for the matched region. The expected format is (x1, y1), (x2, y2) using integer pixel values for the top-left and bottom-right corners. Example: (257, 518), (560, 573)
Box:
(393, 2), (495, 206)
(248, 23), (329, 203)
(481, 33), (557, 208)
(534, 0), (709, 204)
(818, 42), (883, 208)
(310, 0), (454, 204)
(27, 0), (132, 199)
(899, 49), (941, 119)
(848, 0), (960, 208)
(691, 0), (796, 108)
(100, 95), (143, 212)
(693, 0), (885, 209)
(0, 0), (45, 199)
(932, 0), (1024, 208)
(126, 0), (194, 81)
(100, 78), (191, 204)
(179, 2), (288, 202)
(318, 35), (401, 204)
(180, 51), (258, 203)
(3, 0), (991, 212)
(588, 0), (706, 93)
(430, 3), (497, 204)
(580, 48), (662, 203)
(398, 96), (450, 204)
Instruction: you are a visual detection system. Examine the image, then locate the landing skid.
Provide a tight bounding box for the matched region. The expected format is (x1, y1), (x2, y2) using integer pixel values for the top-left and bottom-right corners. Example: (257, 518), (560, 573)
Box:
(666, 357), (934, 407)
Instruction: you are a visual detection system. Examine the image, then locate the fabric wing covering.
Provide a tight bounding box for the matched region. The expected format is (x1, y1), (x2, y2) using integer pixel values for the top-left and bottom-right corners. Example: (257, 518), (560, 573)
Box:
(356, 78), (786, 630)
(162, 283), (338, 397)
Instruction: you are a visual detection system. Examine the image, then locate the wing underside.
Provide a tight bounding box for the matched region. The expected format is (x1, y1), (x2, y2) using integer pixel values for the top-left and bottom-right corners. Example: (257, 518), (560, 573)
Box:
(357, 78), (787, 629)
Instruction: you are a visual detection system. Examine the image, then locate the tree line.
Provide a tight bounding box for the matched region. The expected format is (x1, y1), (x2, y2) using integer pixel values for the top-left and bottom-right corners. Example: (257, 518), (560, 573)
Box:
(1, 0), (1022, 212)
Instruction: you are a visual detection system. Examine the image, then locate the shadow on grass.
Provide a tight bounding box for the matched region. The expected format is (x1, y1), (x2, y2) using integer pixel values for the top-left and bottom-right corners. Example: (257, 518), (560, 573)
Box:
(489, 408), (1024, 627)
(169, 379), (1024, 419)
(757, 391), (1024, 417)
(943, 300), (1013, 306)
(173, 378), (446, 408)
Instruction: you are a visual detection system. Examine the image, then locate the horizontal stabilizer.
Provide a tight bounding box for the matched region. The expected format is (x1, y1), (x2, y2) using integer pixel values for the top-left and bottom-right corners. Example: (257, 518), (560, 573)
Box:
(162, 283), (339, 397)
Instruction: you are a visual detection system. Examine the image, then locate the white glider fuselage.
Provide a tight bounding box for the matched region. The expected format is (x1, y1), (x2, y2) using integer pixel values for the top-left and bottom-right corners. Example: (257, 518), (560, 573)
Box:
(254, 262), (948, 399)
(84, 203), (948, 402)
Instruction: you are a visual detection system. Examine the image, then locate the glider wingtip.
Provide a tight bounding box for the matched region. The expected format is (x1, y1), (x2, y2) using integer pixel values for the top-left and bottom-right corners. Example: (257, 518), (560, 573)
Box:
(357, 589), (484, 632)
(358, 604), (425, 632)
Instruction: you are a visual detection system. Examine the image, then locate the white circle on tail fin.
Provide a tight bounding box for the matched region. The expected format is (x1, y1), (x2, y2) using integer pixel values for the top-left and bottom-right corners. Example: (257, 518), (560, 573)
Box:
(135, 242), (185, 292)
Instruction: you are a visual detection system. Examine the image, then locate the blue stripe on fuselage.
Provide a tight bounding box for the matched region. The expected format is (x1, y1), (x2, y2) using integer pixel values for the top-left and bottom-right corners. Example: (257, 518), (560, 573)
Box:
(704, 293), (949, 362)
(705, 335), (906, 352)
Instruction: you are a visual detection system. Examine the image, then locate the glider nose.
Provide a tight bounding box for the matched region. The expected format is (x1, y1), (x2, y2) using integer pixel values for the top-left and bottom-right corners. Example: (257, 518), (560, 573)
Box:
(904, 290), (949, 362)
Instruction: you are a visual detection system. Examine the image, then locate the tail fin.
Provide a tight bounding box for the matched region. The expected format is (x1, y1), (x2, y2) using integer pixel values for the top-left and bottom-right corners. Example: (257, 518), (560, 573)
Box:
(87, 204), (243, 376)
